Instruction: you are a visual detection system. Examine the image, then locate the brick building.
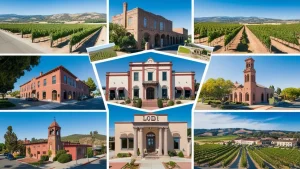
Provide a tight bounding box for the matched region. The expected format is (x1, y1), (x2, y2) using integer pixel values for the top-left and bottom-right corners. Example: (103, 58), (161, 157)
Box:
(20, 66), (90, 103)
(24, 120), (91, 160)
(106, 58), (195, 101)
(112, 2), (188, 49)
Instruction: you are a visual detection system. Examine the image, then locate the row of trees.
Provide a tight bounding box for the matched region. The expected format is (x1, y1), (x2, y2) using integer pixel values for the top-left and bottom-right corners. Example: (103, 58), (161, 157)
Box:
(3, 126), (25, 155)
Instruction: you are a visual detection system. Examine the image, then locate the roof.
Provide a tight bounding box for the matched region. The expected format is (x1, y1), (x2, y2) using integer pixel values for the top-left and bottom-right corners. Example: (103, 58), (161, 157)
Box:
(256, 84), (268, 89)
(49, 121), (60, 128)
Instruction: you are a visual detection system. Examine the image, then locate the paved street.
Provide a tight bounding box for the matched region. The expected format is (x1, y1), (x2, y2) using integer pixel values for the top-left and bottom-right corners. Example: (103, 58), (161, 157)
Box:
(73, 158), (107, 169)
(0, 155), (38, 169)
(3, 97), (105, 110)
(0, 30), (44, 53)
(156, 44), (180, 54)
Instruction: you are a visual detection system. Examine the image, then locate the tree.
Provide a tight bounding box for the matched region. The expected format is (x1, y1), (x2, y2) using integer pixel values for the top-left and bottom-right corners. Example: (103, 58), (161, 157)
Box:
(94, 88), (101, 96)
(269, 85), (275, 91)
(187, 128), (191, 137)
(0, 56), (40, 99)
(93, 131), (98, 135)
(195, 79), (200, 92)
(200, 78), (234, 100)
(17, 140), (25, 156)
(281, 87), (300, 101)
(10, 90), (20, 97)
(4, 126), (18, 153)
(85, 77), (97, 93)
(109, 23), (136, 50)
(276, 87), (282, 95)
(0, 143), (5, 152)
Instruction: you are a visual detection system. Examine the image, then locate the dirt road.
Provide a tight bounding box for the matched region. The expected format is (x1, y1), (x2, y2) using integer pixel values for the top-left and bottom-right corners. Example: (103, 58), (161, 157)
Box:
(271, 39), (300, 53)
(245, 26), (270, 53)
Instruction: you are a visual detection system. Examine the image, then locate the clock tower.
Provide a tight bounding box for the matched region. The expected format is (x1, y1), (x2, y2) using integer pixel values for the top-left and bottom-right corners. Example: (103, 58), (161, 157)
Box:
(47, 118), (62, 157)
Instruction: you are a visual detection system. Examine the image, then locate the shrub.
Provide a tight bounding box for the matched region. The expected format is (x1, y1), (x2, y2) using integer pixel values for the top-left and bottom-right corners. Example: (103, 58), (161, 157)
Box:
(177, 151), (184, 157)
(117, 153), (130, 158)
(137, 148), (140, 156)
(54, 150), (66, 161)
(87, 147), (93, 158)
(125, 98), (131, 104)
(40, 155), (49, 161)
(168, 150), (177, 157)
(167, 100), (174, 106)
(211, 103), (218, 108)
(57, 154), (72, 163)
(53, 156), (57, 161)
(242, 102), (249, 106)
(48, 150), (52, 157)
(167, 161), (177, 168)
(176, 100), (182, 104)
(137, 98), (142, 108)
(113, 45), (121, 51)
(157, 99), (163, 108)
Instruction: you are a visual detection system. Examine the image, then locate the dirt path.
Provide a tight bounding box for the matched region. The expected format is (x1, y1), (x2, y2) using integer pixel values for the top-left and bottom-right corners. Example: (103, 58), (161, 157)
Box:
(245, 26), (270, 53)
(271, 39), (300, 53)
(215, 27), (245, 53)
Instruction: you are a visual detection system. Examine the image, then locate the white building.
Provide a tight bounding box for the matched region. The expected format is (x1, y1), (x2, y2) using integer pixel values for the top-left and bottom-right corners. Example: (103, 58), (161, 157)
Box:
(274, 140), (297, 147)
(234, 138), (260, 145)
(105, 58), (195, 100)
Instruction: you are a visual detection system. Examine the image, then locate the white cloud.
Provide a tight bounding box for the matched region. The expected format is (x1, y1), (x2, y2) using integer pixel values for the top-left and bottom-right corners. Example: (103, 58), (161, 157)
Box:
(194, 113), (279, 130)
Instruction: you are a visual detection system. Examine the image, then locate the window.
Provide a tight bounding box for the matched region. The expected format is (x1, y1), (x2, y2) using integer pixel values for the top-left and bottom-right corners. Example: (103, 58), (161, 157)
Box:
(162, 72), (167, 81)
(173, 137), (180, 149)
(128, 138), (134, 149)
(121, 138), (127, 149)
(43, 79), (46, 86)
(42, 92), (46, 99)
(134, 72), (139, 81)
(134, 89), (139, 98)
(160, 22), (164, 31)
(162, 88), (168, 98)
(128, 17), (132, 26)
(148, 72), (153, 81)
(144, 17), (147, 27)
(64, 75), (67, 84)
(38, 81), (40, 88)
(154, 20), (157, 29)
(52, 76), (56, 84)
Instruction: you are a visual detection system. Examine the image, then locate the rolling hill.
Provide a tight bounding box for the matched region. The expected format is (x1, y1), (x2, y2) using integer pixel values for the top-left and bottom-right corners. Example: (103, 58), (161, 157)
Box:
(61, 134), (106, 145)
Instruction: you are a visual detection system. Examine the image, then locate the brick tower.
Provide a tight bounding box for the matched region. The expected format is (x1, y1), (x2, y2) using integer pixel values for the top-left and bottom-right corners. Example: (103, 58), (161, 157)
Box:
(243, 57), (256, 105)
(47, 118), (62, 157)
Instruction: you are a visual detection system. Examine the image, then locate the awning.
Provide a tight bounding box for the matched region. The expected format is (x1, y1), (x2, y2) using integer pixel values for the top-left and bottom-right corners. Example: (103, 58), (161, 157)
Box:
(117, 87), (125, 90)
(175, 87), (183, 90)
(109, 87), (116, 90)
(184, 87), (192, 90)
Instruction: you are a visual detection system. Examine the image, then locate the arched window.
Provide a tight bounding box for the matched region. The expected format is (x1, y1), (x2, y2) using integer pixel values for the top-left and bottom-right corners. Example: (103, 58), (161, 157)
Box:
(128, 17), (132, 26)
(144, 17), (147, 27)
(245, 93), (249, 101)
(42, 91), (46, 99)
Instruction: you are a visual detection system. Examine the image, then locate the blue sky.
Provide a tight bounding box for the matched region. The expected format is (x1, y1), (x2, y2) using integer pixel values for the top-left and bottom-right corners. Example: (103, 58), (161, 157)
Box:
(195, 0), (300, 19)
(109, 0), (191, 33)
(0, 112), (106, 143)
(205, 56), (300, 90)
(109, 104), (192, 136)
(13, 56), (98, 92)
(96, 52), (206, 87)
(0, 0), (106, 15)
(195, 112), (300, 131)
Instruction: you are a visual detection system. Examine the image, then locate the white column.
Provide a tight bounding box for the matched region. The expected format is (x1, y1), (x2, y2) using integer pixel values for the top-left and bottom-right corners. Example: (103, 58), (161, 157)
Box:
(164, 127), (168, 156)
(158, 127), (163, 156)
(133, 127), (138, 156)
(140, 128), (144, 157)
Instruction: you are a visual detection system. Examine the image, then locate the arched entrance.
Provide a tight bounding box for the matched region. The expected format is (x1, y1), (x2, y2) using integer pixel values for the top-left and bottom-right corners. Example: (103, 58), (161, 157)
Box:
(234, 92), (237, 102)
(146, 87), (155, 99)
(245, 93), (249, 101)
(63, 91), (67, 100)
(68, 91), (72, 99)
(52, 90), (57, 101)
(73, 91), (76, 100)
(261, 93), (264, 102)
(146, 132), (156, 153)
(154, 34), (160, 47)
(143, 32), (151, 49)
(239, 92), (242, 102)
(161, 34), (165, 47)
(267, 93), (269, 102)
(166, 35), (170, 46)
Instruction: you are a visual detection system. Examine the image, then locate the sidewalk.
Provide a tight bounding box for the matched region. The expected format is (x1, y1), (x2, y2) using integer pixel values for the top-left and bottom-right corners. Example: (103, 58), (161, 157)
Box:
(24, 100), (78, 110)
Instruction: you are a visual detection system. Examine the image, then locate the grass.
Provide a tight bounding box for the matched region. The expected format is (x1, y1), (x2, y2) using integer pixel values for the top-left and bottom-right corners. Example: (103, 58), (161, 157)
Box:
(178, 46), (191, 54)
(61, 134), (106, 142)
(194, 135), (238, 142)
(89, 47), (117, 62)
(0, 100), (16, 109)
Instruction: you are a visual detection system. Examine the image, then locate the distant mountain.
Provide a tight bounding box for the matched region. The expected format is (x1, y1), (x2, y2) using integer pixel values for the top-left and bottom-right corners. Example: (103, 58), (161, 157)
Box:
(194, 16), (300, 23)
(61, 134), (106, 145)
(0, 13), (106, 22)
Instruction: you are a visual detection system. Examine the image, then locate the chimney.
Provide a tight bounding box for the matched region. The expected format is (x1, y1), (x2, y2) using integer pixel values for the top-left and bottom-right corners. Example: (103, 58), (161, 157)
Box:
(40, 72), (43, 76)
(123, 2), (128, 28)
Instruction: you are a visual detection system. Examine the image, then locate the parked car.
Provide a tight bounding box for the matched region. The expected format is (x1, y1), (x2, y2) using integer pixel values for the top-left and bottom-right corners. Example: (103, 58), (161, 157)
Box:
(78, 95), (88, 101)
(3, 152), (8, 156)
(6, 154), (15, 160)
(25, 97), (39, 101)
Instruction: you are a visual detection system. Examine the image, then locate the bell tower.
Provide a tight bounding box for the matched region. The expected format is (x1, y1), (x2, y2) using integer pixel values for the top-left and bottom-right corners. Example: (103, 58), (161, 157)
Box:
(243, 57), (256, 104)
(123, 2), (128, 28)
(48, 118), (62, 157)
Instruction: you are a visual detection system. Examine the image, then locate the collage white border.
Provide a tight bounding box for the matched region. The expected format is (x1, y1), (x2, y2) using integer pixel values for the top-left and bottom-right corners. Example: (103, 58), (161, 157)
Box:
(1, 0), (300, 168)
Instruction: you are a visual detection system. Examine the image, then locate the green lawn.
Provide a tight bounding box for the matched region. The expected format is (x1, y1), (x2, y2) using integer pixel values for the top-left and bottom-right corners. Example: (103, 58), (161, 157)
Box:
(194, 135), (238, 142)
(0, 100), (16, 109)
(178, 46), (191, 54)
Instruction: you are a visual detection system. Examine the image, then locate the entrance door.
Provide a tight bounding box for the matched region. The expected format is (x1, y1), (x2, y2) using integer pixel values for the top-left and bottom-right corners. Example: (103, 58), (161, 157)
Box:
(146, 87), (155, 99)
(63, 91), (67, 100)
(52, 90), (57, 101)
(146, 132), (156, 153)
(110, 90), (116, 100)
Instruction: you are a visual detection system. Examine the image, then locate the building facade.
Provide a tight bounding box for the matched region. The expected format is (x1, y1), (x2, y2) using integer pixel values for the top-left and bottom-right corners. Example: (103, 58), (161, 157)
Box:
(106, 58), (195, 100)
(112, 2), (188, 49)
(114, 113), (191, 157)
(234, 138), (260, 145)
(20, 66), (90, 103)
(24, 120), (91, 160)
(228, 58), (274, 105)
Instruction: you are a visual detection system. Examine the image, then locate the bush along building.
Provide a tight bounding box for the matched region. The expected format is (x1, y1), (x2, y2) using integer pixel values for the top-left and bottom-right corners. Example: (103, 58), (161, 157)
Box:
(24, 120), (91, 161)
(112, 2), (188, 50)
(20, 66), (90, 102)
(106, 58), (195, 102)
(114, 113), (191, 158)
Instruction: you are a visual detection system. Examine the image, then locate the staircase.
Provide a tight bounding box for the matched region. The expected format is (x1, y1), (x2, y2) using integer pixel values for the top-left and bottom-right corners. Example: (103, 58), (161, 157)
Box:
(143, 100), (157, 108)
(144, 152), (159, 160)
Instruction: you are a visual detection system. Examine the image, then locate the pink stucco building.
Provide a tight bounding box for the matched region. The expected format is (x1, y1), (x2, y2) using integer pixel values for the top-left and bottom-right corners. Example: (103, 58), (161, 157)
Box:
(20, 66), (90, 103)
(228, 57), (274, 105)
